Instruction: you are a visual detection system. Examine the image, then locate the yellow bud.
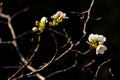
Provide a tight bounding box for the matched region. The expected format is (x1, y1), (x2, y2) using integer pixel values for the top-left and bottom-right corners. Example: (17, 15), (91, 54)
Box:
(56, 17), (63, 23)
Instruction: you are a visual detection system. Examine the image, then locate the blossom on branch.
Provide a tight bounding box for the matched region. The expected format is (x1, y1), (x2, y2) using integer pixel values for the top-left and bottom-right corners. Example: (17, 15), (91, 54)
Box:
(88, 33), (106, 44)
(32, 16), (48, 34)
(51, 11), (69, 19)
(49, 11), (69, 26)
(87, 33), (107, 54)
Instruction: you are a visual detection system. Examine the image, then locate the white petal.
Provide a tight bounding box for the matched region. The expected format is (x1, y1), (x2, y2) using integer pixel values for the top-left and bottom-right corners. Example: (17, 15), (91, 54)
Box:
(88, 33), (94, 42)
(88, 33), (106, 44)
(96, 45), (107, 54)
(40, 17), (48, 22)
(98, 35), (106, 43)
(51, 11), (69, 19)
(32, 27), (38, 32)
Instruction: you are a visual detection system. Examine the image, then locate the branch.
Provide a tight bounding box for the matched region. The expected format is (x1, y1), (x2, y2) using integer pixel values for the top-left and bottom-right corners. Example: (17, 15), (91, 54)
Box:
(94, 59), (111, 80)
(26, 32), (59, 77)
(82, 0), (95, 35)
(54, 41), (74, 61)
(46, 53), (78, 78)
(72, 49), (91, 55)
(0, 4), (45, 80)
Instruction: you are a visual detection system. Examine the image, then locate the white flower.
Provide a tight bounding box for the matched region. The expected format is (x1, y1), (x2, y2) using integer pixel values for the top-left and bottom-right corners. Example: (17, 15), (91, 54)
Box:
(97, 35), (106, 43)
(88, 33), (106, 44)
(96, 45), (107, 55)
(51, 11), (69, 19)
(88, 33), (97, 42)
(40, 16), (48, 23)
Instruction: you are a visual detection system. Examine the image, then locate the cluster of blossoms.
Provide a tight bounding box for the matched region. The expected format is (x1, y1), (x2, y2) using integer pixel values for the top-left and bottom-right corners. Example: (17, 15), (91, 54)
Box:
(32, 17), (48, 34)
(32, 11), (69, 33)
(87, 33), (107, 55)
(49, 11), (69, 26)
(32, 11), (107, 55)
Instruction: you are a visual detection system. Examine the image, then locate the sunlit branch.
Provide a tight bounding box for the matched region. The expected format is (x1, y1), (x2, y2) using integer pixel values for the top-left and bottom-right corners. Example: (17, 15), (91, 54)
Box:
(0, 66), (20, 69)
(11, 7), (29, 19)
(10, 73), (24, 80)
(16, 30), (32, 40)
(94, 59), (111, 80)
(0, 0), (114, 80)
(72, 49), (91, 54)
(54, 41), (74, 62)
(26, 32), (59, 77)
(47, 53), (78, 78)
(47, 28), (67, 38)
(0, 41), (13, 44)
(109, 68), (115, 80)
(82, 0), (95, 35)
(74, 34), (86, 46)
(0, 4), (45, 80)
(8, 64), (25, 80)
(83, 59), (95, 68)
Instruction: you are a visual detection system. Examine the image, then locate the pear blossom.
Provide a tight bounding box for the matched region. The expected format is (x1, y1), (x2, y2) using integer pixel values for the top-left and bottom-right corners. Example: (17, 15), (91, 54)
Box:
(88, 33), (106, 44)
(51, 11), (69, 19)
(32, 27), (38, 32)
(40, 16), (48, 23)
(96, 45), (107, 55)
(97, 35), (106, 43)
(33, 17), (48, 33)
(87, 33), (107, 55)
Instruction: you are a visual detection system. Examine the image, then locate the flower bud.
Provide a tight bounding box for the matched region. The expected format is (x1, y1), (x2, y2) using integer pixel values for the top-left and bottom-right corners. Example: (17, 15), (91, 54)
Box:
(32, 27), (38, 32)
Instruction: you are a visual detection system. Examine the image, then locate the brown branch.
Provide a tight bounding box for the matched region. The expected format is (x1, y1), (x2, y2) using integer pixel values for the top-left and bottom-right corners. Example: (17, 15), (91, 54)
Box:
(47, 53), (78, 78)
(15, 30), (32, 40)
(74, 34), (86, 46)
(82, 0), (95, 35)
(0, 5), (45, 80)
(8, 35), (41, 79)
(0, 66), (20, 69)
(54, 41), (74, 61)
(0, 2), (3, 13)
(47, 28), (67, 38)
(26, 32), (59, 77)
(11, 7), (29, 19)
(109, 68), (115, 80)
(94, 59), (111, 80)
(72, 49), (91, 54)
(10, 73), (24, 80)
(0, 41), (13, 44)
(8, 64), (25, 80)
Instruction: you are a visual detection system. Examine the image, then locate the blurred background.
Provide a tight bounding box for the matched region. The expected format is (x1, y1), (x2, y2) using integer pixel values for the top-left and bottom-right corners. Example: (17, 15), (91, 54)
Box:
(0, 0), (120, 80)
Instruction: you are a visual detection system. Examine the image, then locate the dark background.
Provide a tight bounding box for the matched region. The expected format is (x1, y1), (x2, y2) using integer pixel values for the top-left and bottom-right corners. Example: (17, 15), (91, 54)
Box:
(0, 0), (120, 80)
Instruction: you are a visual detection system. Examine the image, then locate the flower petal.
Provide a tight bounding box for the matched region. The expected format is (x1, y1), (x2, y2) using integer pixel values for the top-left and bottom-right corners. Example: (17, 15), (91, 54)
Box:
(96, 45), (107, 55)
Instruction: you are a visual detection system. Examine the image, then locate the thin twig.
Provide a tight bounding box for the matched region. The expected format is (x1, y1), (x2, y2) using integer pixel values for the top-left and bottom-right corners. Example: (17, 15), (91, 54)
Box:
(94, 59), (111, 80)
(26, 32), (59, 77)
(82, 0), (95, 34)
(0, 6), (45, 80)
(54, 41), (74, 62)
(72, 49), (91, 54)
(11, 7), (29, 19)
(0, 66), (20, 69)
(109, 67), (115, 80)
(47, 28), (67, 38)
(47, 53), (78, 78)
(0, 41), (13, 44)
